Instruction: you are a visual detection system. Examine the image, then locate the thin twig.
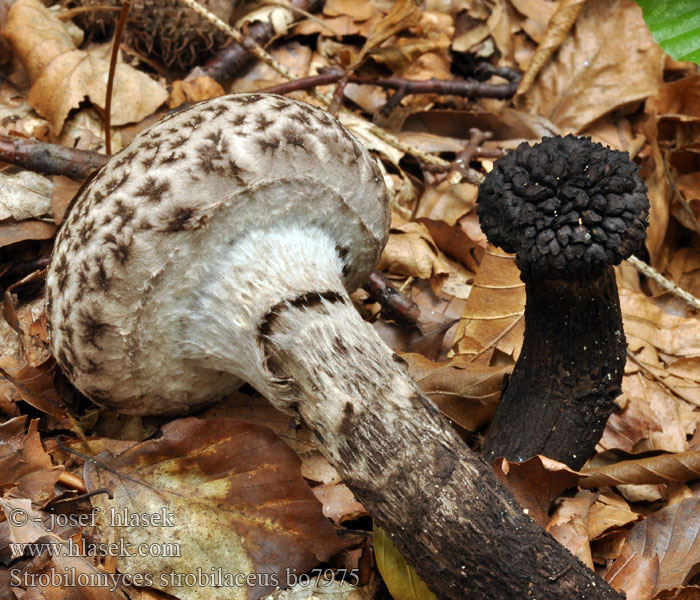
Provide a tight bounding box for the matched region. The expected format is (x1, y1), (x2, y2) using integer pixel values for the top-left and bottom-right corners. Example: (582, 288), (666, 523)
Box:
(0, 135), (108, 178)
(626, 254), (700, 311)
(104, 1), (131, 154)
(178, 0), (297, 82)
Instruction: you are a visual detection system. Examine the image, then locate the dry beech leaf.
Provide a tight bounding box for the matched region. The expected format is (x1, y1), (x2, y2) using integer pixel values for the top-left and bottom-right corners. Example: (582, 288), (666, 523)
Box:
(621, 287), (700, 359)
(403, 352), (507, 431)
(654, 586), (700, 600)
(598, 393), (664, 453)
(376, 221), (450, 291)
(492, 456), (581, 527)
(516, 0), (587, 96)
(0, 171), (52, 221)
(0, 416), (62, 500)
(0, 498), (129, 600)
(0, 361), (76, 429)
(605, 544), (659, 600)
(546, 494), (595, 569)
(610, 497), (700, 592)
(83, 418), (344, 600)
(581, 450), (700, 490)
(356, 0), (421, 65)
(4, 0), (167, 133)
(519, 0), (664, 133)
(452, 245), (524, 365)
(587, 490), (639, 540)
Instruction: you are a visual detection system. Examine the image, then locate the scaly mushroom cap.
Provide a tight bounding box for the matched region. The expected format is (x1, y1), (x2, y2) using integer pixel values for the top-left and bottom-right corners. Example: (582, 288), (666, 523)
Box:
(46, 93), (389, 413)
(477, 134), (649, 281)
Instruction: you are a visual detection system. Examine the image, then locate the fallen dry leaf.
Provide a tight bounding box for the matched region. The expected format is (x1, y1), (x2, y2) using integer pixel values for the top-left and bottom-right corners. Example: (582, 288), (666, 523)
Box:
(0, 171), (52, 221)
(519, 0), (664, 133)
(452, 245), (524, 365)
(581, 450), (700, 489)
(377, 220), (451, 291)
(312, 482), (366, 524)
(0, 497), (129, 600)
(4, 0), (168, 133)
(0, 416), (62, 502)
(403, 352), (507, 431)
(492, 455), (581, 526)
(546, 493), (595, 569)
(610, 497), (700, 593)
(84, 417), (344, 600)
(605, 544), (658, 600)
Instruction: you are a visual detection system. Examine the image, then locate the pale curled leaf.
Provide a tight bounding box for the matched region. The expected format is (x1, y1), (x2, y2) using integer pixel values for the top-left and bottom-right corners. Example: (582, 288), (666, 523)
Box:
(0, 171), (53, 221)
(581, 450), (700, 489)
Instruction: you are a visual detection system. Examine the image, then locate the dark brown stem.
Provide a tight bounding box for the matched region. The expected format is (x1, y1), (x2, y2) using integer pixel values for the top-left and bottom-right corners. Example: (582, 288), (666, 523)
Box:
(264, 297), (623, 600)
(483, 268), (626, 469)
(0, 135), (107, 179)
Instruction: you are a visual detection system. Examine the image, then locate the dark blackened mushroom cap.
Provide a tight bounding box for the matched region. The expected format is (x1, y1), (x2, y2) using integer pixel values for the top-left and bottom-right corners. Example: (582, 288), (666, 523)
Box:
(477, 134), (649, 281)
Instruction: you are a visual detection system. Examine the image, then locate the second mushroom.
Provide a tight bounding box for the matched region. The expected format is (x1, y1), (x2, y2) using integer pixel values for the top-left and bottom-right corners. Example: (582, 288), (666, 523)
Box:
(478, 134), (649, 469)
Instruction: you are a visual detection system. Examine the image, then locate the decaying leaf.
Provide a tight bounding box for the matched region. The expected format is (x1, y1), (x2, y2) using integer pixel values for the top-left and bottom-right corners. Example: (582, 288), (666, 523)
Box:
(83, 418), (344, 600)
(519, 0), (664, 132)
(492, 455), (581, 527)
(403, 352), (507, 431)
(610, 497), (700, 593)
(452, 245), (525, 365)
(4, 0), (168, 133)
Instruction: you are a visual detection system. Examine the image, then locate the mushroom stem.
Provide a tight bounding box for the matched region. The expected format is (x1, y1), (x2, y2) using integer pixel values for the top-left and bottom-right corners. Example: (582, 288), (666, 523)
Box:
(214, 228), (622, 599)
(483, 267), (625, 469)
(260, 279), (622, 600)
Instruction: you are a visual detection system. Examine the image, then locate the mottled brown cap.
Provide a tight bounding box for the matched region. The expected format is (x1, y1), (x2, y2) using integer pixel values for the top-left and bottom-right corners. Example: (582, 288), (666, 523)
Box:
(46, 94), (389, 413)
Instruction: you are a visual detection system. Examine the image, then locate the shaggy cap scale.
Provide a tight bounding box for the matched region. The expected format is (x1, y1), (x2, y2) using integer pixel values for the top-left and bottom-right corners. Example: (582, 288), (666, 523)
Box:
(477, 134), (649, 281)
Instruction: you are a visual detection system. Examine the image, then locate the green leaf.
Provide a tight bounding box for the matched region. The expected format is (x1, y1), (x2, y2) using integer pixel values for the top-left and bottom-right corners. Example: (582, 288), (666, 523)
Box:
(635, 0), (700, 64)
(373, 522), (437, 600)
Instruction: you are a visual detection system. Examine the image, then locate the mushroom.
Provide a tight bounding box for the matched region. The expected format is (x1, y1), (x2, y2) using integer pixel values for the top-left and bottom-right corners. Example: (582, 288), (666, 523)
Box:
(46, 96), (624, 599)
(477, 134), (649, 469)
